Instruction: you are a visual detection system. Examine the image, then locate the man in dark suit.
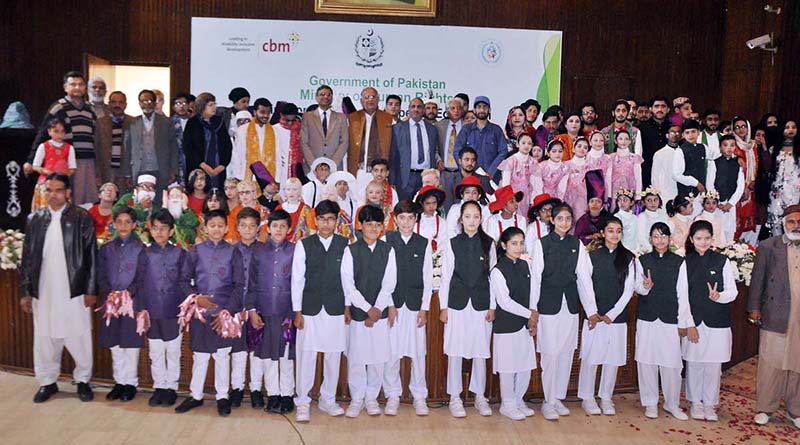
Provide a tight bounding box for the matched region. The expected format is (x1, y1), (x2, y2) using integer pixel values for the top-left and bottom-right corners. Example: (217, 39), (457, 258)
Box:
(389, 98), (439, 201)
(300, 85), (348, 171)
(95, 91), (134, 192)
(122, 89), (178, 205)
(748, 204), (800, 428)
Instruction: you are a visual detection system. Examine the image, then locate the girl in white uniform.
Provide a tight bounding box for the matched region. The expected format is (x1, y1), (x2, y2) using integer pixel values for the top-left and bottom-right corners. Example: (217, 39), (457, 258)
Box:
(525, 193), (560, 253)
(681, 220), (738, 421)
(530, 203), (599, 421)
(578, 216), (635, 416)
(634, 221), (693, 421)
(491, 227), (537, 420)
(636, 187), (669, 253)
(439, 200), (496, 418)
(485, 185), (527, 242)
(445, 175), (492, 237)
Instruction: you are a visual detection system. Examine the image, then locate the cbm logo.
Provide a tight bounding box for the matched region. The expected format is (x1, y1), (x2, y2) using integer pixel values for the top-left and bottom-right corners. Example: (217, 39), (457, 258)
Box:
(262, 33), (300, 53)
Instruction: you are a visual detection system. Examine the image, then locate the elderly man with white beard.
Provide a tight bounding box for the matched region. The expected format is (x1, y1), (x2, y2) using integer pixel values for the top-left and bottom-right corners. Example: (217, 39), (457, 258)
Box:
(88, 76), (109, 119)
(112, 175), (159, 244)
(161, 183), (199, 249)
(748, 204), (800, 429)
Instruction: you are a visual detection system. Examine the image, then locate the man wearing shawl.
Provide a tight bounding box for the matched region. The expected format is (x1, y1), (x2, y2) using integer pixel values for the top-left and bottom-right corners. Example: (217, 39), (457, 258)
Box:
(229, 98), (277, 183)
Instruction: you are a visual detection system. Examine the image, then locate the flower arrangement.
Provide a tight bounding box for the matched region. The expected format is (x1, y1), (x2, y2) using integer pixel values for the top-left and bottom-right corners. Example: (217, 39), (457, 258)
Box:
(714, 241), (757, 286)
(0, 229), (25, 270)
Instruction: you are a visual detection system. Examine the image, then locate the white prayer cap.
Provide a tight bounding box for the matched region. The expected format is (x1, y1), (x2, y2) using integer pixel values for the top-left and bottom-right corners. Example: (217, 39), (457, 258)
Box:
(424, 97), (439, 107)
(235, 110), (252, 120)
(137, 174), (157, 185)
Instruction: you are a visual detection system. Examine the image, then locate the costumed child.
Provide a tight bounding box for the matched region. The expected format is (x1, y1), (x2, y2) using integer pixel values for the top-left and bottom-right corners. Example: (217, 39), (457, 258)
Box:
(89, 182), (118, 242)
(302, 157), (336, 209)
(98, 206), (146, 402)
(31, 118), (76, 211)
(530, 139), (569, 200)
(682, 220), (738, 422)
(186, 169), (208, 216)
(525, 193), (561, 252)
(578, 217), (635, 416)
(636, 187), (669, 253)
(314, 185), (355, 243)
(329, 170), (361, 221)
(370, 158), (398, 208)
(113, 174), (159, 243)
(341, 205), (397, 418)
(162, 183), (199, 250)
(414, 185), (448, 251)
(706, 134), (744, 243)
(354, 180), (395, 236)
(696, 191), (726, 246)
(174, 209), (245, 417)
(135, 209), (187, 407)
(613, 189), (638, 252)
(666, 192), (695, 254)
(491, 227), (538, 421)
(197, 188), (227, 242)
(563, 136), (592, 218)
(439, 200), (496, 418)
(574, 170), (611, 246)
(607, 130), (643, 204)
(634, 222), (692, 421)
(530, 203), (599, 421)
(246, 209), (297, 414)
(229, 207), (261, 409)
(498, 132), (538, 218)
(292, 200), (349, 423)
(586, 131), (612, 196)
(223, 177), (240, 232)
(384, 200), (434, 416)
(250, 161), (282, 213)
(277, 177), (315, 242)
(486, 185), (527, 242)
(446, 175), (491, 237)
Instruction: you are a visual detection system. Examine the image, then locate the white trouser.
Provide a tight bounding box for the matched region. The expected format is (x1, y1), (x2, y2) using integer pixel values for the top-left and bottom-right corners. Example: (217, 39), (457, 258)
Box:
(717, 207), (736, 243)
(540, 350), (574, 403)
(231, 350), (248, 391)
(578, 362), (619, 401)
(295, 350), (341, 407)
(148, 334), (182, 390)
(446, 356), (486, 398)
(250, 349), (295, 396)
(190, 347), (231, 401)
(33, 333), (93, 386)
(110, 346), (140, 386)
(348, 362), (385, 403)
(384, 356), (428, 400)
(637, 363), (682, 408)
(685, 361), (721, 406)
(499, 371), (531, 409)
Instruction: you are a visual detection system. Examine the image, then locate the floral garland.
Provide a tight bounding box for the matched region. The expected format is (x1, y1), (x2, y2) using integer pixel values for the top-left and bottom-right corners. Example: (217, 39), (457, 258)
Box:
(0, 229), (24, 270)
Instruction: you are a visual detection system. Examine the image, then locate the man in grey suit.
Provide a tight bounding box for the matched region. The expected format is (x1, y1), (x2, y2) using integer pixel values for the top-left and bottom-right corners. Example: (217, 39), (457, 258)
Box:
(389, 97), (439, 201)
(122, 89), (178, 205)
(95, 91), (134, 192)
(435, 98), (465, 210)
(300, 85), (348, 171)
(748, 204), (800, 429)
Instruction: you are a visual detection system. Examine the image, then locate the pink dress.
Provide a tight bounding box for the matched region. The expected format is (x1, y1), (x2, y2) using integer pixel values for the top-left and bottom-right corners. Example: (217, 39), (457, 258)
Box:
(532, 160), (569, 200)
(609, 151), (642, 197)
(498, 153), (537, 217)
(563, 157), (591, 219)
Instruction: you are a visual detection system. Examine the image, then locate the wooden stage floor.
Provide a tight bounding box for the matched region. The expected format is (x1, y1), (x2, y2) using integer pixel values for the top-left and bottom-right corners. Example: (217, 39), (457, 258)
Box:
(1, 358), (798, 445)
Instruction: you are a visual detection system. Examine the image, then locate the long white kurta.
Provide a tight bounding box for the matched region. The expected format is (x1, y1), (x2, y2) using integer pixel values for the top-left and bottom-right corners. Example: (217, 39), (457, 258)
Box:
(439, 239), (496, 358)
(681, 259), (737, 363)
(485, 213), (527, 242)
(580, 261), (635, 366)
(341, 243), (397, 366)
(389, 235), (433, 360)
(616, 210), (638, 253)
(32, 206), (92, 338)
(445, 200), (492, 239)
(416, 213), (449, 251)
(633, 257), (692, 368)
(530, 236), (598, 355)
(291, 235), (346, 353)
(490, 266), (537, 374)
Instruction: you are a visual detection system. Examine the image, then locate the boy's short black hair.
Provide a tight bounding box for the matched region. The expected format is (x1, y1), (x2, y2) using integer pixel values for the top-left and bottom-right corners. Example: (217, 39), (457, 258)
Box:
(113, 205), (136, 221)
(204, 209), (228, 225)
(386, 94), (401, 105)
(370, 158), (389, 169)
(237, 207), (260, 224)
(315, 199), (340, 217)
(267, 209), (292, 226)
(150, 208), (176, 228)
(394, 200), (420, 216)
(459, 146), (478, 160)
(719, 134), (736, 144)
(358, 204), (385, 224)
(46, 172), (70, 189)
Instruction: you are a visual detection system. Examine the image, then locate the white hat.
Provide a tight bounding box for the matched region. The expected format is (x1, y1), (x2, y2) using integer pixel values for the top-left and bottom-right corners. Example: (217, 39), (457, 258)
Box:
(235, 110), (253, 120)
(309, 157), (337, 175)
(137, 174), (156, 185)
(328, 170), (356, 187)
(424, 97), (439, 107)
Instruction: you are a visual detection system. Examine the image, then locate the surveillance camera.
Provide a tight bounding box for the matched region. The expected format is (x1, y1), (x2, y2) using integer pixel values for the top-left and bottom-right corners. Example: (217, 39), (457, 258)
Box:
(746, 34), (772, 49)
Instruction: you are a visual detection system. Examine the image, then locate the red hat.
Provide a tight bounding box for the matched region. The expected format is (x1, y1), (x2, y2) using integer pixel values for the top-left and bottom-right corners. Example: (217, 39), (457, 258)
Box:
(453, 175), (486, 201)
(415, 185), (446, 206)
(489, 185), (524, 213)
(528, 193), (561, 221)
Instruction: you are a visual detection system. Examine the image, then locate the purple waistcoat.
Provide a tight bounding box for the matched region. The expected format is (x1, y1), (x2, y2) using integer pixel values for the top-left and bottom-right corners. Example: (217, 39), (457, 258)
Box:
(136, 243), (186, 320)
(246, 239), (295, 317)
(98, 236), (145, 311)
(181, 240), (243, 315)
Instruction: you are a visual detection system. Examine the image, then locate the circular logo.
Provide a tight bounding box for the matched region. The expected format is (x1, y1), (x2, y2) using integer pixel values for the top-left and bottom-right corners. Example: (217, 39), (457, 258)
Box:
(354, 29), (385, 68)
(480, 39), (502, 64)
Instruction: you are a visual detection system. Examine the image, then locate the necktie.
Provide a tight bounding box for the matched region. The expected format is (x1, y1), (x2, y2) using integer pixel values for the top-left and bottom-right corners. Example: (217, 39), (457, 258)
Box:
(447, 124), (457, 168)
(416, 122), (425, 165)
(322, 111), (328, 137)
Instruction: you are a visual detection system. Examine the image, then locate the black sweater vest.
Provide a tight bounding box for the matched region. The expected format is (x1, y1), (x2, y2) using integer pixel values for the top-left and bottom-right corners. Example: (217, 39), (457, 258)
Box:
(713, 156), (740, 202)
(637, 251), (683, 324)
(537, 233), (581, 315)
(301, 235), (348, 316)
(493, 256), (532, 334)
(349, 240), (391, 322)
(677, 141), (707, 195)
(590, 246), (631, 324)
(686, 250), (731, 328)
(386, 231), (427, 311)
(447, 233), (490, 311)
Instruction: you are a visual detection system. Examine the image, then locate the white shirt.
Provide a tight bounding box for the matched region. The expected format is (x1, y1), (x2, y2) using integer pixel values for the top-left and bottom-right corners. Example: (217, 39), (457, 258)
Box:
(444, 120), (463, 169)
(338, 195), (360, 220)
(362, 112), (375, 169)
(529, 236), (598, 316)
(229, 122), (267, 180)
(142, 112), (155, 132)
(490, 260), (535, 319)
(446, 200), (491, 237)
(179, 117), (188, 132)
(400, 233), (434, 311)
(409, 119), (431, 170)
(525, 219), (550, 253)
(702, 131), (721, 160)
(485, 212), (527, 241)
(272, 124), (293, 186)
(651, 144), (678, 203)
(341, 243), (397, 312)
(302, 179), (326, 208)
(416, 213), (448, 249)
(672, 142), (717, 188)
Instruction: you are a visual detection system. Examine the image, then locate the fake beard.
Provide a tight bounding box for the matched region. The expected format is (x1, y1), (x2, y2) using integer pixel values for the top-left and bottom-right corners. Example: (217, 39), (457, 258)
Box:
(167, 200), (183, 220)
(136, 190), (156, 204)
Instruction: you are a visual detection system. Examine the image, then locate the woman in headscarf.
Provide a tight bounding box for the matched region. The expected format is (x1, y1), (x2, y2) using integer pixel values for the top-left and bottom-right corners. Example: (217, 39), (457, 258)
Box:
(731, 116), (758, 240)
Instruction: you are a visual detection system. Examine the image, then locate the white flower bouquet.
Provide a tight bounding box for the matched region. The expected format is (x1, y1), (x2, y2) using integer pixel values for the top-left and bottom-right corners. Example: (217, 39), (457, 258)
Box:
(714, 241), (757, 286)
(0, 229), (24, 270)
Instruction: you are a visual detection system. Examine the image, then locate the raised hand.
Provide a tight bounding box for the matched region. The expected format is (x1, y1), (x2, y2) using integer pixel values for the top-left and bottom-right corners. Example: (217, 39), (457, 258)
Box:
(642, 269), (654, 290)
(707, 282), (720, 301)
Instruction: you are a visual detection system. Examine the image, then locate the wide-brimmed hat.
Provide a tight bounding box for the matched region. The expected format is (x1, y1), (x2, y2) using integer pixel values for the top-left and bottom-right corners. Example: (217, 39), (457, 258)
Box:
(453, 175), (486, 201)
(489, 185), (523, 213)
(528, 193), (561, 221)
(415, 185), (446, 206)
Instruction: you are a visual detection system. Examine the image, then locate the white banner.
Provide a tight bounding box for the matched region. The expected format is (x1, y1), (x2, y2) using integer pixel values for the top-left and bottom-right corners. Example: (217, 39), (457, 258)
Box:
(191, 17), (562, 120)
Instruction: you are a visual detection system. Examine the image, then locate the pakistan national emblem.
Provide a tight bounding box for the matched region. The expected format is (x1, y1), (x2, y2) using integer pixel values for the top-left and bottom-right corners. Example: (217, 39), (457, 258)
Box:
(354, 29), (384, 68)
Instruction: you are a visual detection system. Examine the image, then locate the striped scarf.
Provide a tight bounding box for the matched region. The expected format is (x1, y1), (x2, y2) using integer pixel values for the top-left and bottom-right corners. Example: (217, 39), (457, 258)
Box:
(111, 117), (124, 168)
